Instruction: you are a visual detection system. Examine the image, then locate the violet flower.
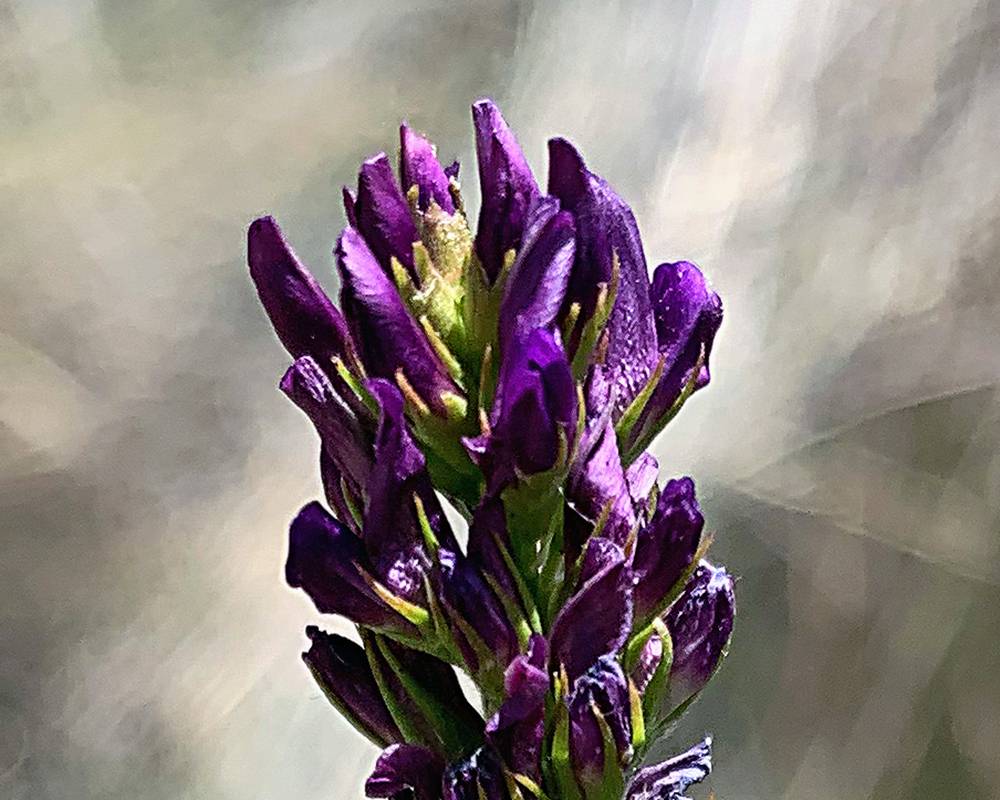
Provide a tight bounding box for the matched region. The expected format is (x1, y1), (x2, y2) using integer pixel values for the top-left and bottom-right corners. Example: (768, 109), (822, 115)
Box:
(249, 98), (734, 800)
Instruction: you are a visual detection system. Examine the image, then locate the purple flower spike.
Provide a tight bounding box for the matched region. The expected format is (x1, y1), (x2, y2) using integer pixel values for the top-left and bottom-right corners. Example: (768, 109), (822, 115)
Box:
(665, 561), (735, 707)
(285, 502), (417, 635)
(472, 99), (540, 284)
(364, 379), (458, 603)
(280, 356), (372, 496)
(400, 124), (455, 214)
(302, 626), (402, 747)
(247, 216), (355, 366)
(567, 655), (632, 785)
(366, 744), (446, 800)
(632, 477), (705, 626)
(547, 139), (659, 416)
(337, 226), (458, 415)
(624, 737), (712, 800)
(443, 747), (512, 800)
(629, 261), (723, 452)
(486, 634), (548, 779)
(466, 328), (576, 492)
(497, 196), (576, 354)
(353, 153), (421, 277)
(549, 539), (632, 681)
(438, 548), (518, 675)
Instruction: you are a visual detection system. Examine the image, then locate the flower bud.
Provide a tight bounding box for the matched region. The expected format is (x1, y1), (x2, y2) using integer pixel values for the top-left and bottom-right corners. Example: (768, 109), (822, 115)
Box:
(473, 99), (540, 284)
(665, 560), (735, 709)
(567, 655), (632, 792)
(350, 153), (420, 279)
(366, 743), (445, 800)
(624, 736), (712, 800)
(302, 626), (402, 747)
(632, 477), (704, 626)
(443, 746), (512, 800)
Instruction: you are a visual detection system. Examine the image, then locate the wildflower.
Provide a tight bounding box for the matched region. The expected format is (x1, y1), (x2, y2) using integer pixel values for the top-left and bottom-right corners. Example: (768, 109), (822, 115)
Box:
(249, 98), (733, 800)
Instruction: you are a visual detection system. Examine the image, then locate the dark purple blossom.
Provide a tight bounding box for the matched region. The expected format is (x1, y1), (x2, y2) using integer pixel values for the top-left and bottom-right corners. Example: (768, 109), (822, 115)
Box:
(349, 153), (421, 278)
(465, 328), (577, 492)
(302, 626), (402, 747)
(400, 124), (455, 214)
(486, 634), (548, 779)
(548, 138), (658, 415)
(438, 547), (518, 677)
(248, 216), (355, 367)
(665, 561), (735, 707)
(443, 746), (512, 800)
(567, 415), (636, 546)
(337, 227), (458, 415)
(625, 261), (723, 456)
(567, 655), (632, 786)
(363, 379), (458, 603)
(367, 744), (445, 800)
(497, 196), (575, 353)
(285, 502), (418, 637)
(549, 538), (632, 681)
(624, 737), (712, 800)
(280, 355), (372, 497)
(632, 477), (705, 626)
(472, 99), (540, 283)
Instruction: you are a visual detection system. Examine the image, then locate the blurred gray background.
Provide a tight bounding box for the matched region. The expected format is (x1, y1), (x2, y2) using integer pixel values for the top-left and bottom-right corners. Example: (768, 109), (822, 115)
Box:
(2, 0), (999, 798)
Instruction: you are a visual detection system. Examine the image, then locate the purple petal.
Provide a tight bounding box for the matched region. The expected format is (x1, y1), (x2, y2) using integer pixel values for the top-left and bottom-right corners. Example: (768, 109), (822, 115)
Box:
(285, 502), (416, 634)
(567, 417), (635, 546)
(343, 186), (358, 227)
(473, 99), (541, 284)
(630, 261), (722, 448)
(442, 747), (511, 800)
(626, 452), (658, 507)
(497, 196), (575, 354)
(354, 153), (421, 277)
(467, 328), (576, 492)
(400, 124), (455, 214)
(438, 547), (518, 675)
(624, 737), (712, 800)
(631, 631), (663, 694)
(567, 655), (631, 784)
(632, 477), (704, 625)
(247, 216), (355, 365)
(280, 355), (372, 495)
(303, 626), (402, 747)
(466, 498), (520, 610)
(319, 447), (361, 535)
(444, 160), (460, 180)
(363, 379), (458, 602)
(337, 226), (459, 414)
(549, 540), (632, 680)
(665, 561), (735, 705)
(548, 138), (659, 419)
(486, 635), (549, 779)
(366, 744), (445, 800)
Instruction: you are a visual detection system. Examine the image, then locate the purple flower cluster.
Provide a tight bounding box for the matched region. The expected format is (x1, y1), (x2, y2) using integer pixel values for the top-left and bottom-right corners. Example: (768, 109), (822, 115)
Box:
(249, 99), (733, 800)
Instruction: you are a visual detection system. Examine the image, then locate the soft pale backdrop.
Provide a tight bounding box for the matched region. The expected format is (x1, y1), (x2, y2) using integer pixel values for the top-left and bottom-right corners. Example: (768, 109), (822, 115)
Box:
(2, 1), (999, 798)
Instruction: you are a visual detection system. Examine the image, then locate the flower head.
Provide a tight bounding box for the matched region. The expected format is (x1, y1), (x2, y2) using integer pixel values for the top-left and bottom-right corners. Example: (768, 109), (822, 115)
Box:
(249, 98), (731, 800)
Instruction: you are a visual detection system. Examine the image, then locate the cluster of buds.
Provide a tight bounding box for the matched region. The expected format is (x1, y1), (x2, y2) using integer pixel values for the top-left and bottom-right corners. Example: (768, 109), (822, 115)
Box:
(248, 99), (734, 800)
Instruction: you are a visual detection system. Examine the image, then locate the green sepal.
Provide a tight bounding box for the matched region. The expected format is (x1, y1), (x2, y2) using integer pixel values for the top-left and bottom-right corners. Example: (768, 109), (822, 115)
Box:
(569, 253), (619, 381)
(614, 355), (664, 457)
(363, 631), (483, 761)
(548, 671), (584, 800)
(584, 704), (626, 800)
(628, 678), (645, 753)
(621, 346), (705, 465)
